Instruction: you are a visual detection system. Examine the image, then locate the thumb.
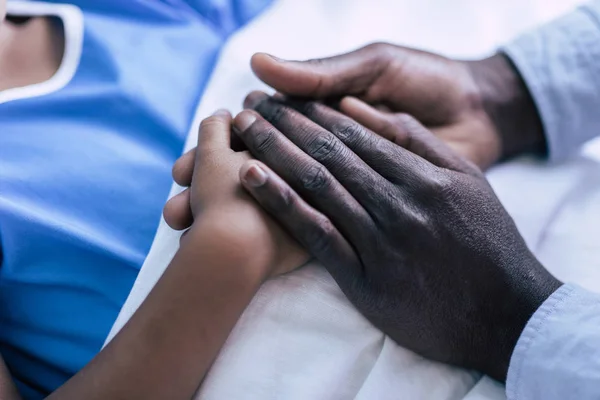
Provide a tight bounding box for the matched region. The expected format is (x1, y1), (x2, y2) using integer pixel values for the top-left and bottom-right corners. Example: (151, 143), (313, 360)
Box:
(250, 43), (392, 98)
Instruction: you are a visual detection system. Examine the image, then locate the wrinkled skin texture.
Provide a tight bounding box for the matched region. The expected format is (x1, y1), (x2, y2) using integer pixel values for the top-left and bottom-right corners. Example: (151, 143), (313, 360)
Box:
(232, 93), (561, 381)
(250, 44), (545, 169)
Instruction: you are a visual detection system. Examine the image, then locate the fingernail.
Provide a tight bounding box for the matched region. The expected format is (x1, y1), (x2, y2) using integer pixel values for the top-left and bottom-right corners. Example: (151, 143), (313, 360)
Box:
(244, 164), (268, 187)
(213, 108), (229, 116)
(234, 111), (257, 132)
(266, 54), (286, 63)
(244, 91), (269, 109)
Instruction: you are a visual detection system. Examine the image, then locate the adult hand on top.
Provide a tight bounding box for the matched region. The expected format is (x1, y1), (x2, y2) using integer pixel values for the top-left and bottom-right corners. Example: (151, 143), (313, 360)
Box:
(233, 92), (561, 381)
(250, 44), (546, 169)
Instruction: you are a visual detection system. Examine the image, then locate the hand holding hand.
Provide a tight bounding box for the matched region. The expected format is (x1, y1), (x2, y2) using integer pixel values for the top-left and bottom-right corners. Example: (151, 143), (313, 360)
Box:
(233, 93), (560, 380)
(162, 110), (308, 279)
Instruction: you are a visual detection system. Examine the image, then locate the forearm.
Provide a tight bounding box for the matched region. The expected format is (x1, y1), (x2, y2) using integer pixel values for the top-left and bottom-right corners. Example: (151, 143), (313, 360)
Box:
(0, 356), (20, 400)
(46, 220), (264, 399)
(467, 53), (546, 161)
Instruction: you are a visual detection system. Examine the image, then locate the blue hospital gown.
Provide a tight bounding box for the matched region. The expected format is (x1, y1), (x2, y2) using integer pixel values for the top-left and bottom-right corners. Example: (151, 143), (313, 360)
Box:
(0, 0), (271, 397)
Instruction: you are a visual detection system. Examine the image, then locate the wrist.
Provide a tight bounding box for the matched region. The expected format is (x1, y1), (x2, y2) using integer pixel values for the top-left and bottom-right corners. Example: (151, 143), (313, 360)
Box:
(180, 212), (274, 284)
(483, 258), (562, 381)
(466, 53), (547, 160)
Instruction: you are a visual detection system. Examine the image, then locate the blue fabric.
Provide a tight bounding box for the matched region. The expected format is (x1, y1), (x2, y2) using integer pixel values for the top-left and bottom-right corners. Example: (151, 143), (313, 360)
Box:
(503, 0), (600, 162)
(506, 284), (600, 399)
(0, 0), (271, 398)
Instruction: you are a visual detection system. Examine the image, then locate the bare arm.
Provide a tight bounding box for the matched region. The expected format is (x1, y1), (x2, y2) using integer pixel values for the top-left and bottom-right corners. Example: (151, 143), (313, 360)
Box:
(48, 220), (267, 400)
(0, 111), (306, 399)
(0, 225), (264, 400)
(0, 355), (20, 400)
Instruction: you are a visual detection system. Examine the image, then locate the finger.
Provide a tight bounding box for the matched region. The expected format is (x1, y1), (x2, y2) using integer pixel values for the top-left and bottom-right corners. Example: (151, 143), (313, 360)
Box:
(340, 97), (397, 141)
(245, 91), (392, 208)
(230, 130), (248, 152)
(197, 109), (233, 161)
(432, 122), (498, 171)
(163, 188), (193, 231)
(373, 104), (392, 113)
(172, 148), (196, 187)
(282, 99), (431, 186)
(342, 97), (480, 175)
(239, 160), (363, 286)
(233, 109), (375, 246)
(250, 43), (391, 98)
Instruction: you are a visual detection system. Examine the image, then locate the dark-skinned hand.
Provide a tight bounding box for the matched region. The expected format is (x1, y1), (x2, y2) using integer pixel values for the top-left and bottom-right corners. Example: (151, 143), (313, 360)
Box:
(232, 92), (561, 382)
(250, 43), (546, 169)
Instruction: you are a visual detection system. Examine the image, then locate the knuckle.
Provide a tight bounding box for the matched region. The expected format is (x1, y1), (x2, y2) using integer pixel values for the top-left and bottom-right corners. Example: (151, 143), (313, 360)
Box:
(259, 102), (287, 125)
(308, 134), (339, 160)
(425, 171), (455, 199)
(372, 130), (391, 155)
(300, 164), (328, 193)
(332, 121), (364, 143)
(364, 42), (394, 63)
(365, 42), (390, 54)
(200, 116), (223, 130)
(299, 101), (319, 118)
(252, 126), (278, 155)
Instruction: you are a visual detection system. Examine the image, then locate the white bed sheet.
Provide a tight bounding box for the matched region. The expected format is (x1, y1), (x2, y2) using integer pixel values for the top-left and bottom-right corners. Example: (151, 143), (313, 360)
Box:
(105, 0), (600, 398)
